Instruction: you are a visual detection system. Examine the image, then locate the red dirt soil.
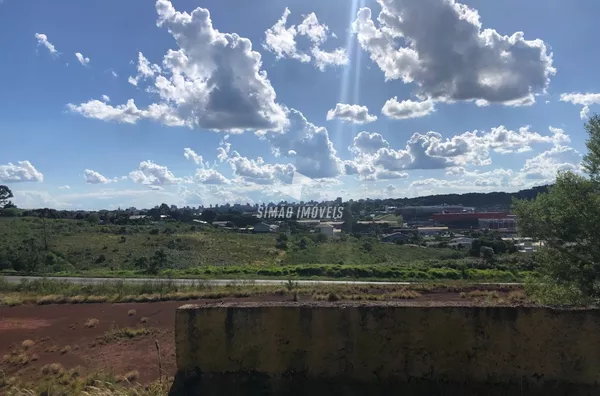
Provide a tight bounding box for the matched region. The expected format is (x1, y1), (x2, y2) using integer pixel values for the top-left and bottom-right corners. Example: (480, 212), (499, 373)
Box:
(0, 295), (293, 385)
(0, 290), (521, 386)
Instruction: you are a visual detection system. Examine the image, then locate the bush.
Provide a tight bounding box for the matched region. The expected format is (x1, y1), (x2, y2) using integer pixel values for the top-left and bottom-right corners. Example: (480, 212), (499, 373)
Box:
(275, 241), (288, 250)
(149, 229), (159, 235)
(297, 237), (310, 250)
(313, 233), (329, 243)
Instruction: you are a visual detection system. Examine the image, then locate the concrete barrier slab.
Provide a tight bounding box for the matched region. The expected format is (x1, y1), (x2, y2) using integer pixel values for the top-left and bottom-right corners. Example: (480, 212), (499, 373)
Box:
(170, 302), (600, 396)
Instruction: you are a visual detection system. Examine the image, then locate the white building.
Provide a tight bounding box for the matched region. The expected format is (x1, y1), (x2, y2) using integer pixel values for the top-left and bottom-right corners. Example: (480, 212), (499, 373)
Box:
(417, 226), (449, 236)
(315, 223), (334, 237)
(479, 218), (516, 231)
(253, 222), (280, 233)
(501, 237), (544, 254)
(398, 205), (475, 217)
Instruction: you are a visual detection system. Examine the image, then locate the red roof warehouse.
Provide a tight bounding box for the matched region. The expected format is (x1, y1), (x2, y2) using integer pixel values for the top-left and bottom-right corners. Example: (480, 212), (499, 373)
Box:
(432, 212), (511, 222)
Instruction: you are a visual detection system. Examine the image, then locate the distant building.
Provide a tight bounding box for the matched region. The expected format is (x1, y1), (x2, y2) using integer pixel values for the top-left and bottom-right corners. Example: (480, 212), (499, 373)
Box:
(212, 221), (231, 228)
(448, 237), (473, 249)
(502, 237), (543, 254)
(315, 223), (334, 237)
(321, 221), (344, 229)
(432, 212), (510, 228)
(254, 222), (280, 233)
(398, 205), (475, 217)
(417, 227), (449, 236)
(479, 217), (516, 231)
(296, 220), (321, 228)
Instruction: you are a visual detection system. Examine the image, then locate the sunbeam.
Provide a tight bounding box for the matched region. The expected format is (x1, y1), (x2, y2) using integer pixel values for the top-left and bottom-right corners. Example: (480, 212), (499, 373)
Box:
(334, 0), (361, 150)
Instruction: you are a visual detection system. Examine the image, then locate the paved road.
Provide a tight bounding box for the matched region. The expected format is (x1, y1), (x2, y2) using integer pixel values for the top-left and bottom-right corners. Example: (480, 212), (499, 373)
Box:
(2, 275), (521, 287)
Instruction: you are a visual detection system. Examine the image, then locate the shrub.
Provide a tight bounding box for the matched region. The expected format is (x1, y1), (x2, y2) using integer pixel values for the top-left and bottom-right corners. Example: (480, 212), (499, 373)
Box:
(22, 339), (35, 349)
(313, 233), (329, 243)
(327, 292), (340, 301)
(275, 241), (288, 250)
(297, 237), (310, 249)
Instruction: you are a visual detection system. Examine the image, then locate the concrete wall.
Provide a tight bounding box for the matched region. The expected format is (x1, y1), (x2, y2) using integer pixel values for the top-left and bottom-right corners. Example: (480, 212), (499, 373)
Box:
(170, 302), (600, 396)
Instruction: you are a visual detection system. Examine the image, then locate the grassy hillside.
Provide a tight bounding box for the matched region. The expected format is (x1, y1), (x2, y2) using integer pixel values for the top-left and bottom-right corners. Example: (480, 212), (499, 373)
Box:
(0, 218), (277, 272)
(0, 217), (463, 276)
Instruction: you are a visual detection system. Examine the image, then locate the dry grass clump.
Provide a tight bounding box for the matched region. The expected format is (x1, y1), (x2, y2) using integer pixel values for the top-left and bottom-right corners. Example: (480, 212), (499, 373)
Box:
(85, 318), (100, 328)
(21, 340), (35, 349)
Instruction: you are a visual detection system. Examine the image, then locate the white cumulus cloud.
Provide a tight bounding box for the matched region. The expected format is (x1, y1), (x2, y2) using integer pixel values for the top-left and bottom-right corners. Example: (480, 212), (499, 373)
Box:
(382, 97), (435, 120)
(183, 148), (205, 166)
(128, 52), (161, 87)
(129, 160), (179, 186)
(327, 103), (377, 124)
(83, 169), (115, 184)
(352, 0), (555, 105)
(68, 0), (288, 133)
(227, 151), (295, 185)
(348, 131), (389, 155)
(560, 93), (600, 106)
(35, 33), (58, 57)
(75, 52), (90, 66)
(345, 125), (573, 180)
(195, 168), (229, 184)
(0, 161), (44, 183)
(264, 8), (348, 71)
(260, 109), (344, 179)
(560, 93), (600, 120)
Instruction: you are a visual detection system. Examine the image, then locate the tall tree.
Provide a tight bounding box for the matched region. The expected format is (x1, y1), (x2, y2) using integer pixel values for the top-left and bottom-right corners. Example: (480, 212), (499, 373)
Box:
(0, 185), (14, 208)
(514, 114), (600, 303)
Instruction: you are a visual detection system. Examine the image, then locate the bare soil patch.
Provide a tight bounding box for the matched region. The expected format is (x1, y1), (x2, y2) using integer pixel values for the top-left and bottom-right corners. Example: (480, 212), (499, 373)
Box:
(0, 288), (523, 387)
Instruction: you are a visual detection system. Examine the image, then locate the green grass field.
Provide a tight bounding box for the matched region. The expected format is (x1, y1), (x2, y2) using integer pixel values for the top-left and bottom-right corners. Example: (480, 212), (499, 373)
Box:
(0, 217), (531, 281)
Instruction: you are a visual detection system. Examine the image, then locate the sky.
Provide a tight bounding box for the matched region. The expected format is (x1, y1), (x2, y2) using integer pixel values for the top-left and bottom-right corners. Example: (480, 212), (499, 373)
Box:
(1, 0), (600, 210)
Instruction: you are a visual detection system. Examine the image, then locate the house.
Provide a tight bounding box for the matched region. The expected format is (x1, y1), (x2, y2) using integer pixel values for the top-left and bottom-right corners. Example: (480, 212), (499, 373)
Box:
(448, 237), (473, 249)
(501, 237), (544, 253)
(417, 226), (449, 236)
(315, 223), (334, 237)
(479, 217), (517, 231)
(296, 220), (321, 228)
(212, 221), (231, 228)
(254, 222), (280, 233)
(381, 232), (411, 243)
(321, 221), (344, 229)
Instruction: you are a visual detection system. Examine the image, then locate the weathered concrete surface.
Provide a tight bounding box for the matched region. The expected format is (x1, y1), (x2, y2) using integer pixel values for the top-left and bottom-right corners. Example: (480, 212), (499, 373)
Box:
(169, 302), (600, 396)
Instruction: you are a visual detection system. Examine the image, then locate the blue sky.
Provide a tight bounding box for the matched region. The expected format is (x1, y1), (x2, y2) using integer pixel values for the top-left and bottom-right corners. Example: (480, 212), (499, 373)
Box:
(1, 0), (599, 210)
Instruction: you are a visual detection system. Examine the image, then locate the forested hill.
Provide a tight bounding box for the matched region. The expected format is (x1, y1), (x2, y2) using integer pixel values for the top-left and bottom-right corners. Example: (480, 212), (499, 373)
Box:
(379, 185), (550, 209)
